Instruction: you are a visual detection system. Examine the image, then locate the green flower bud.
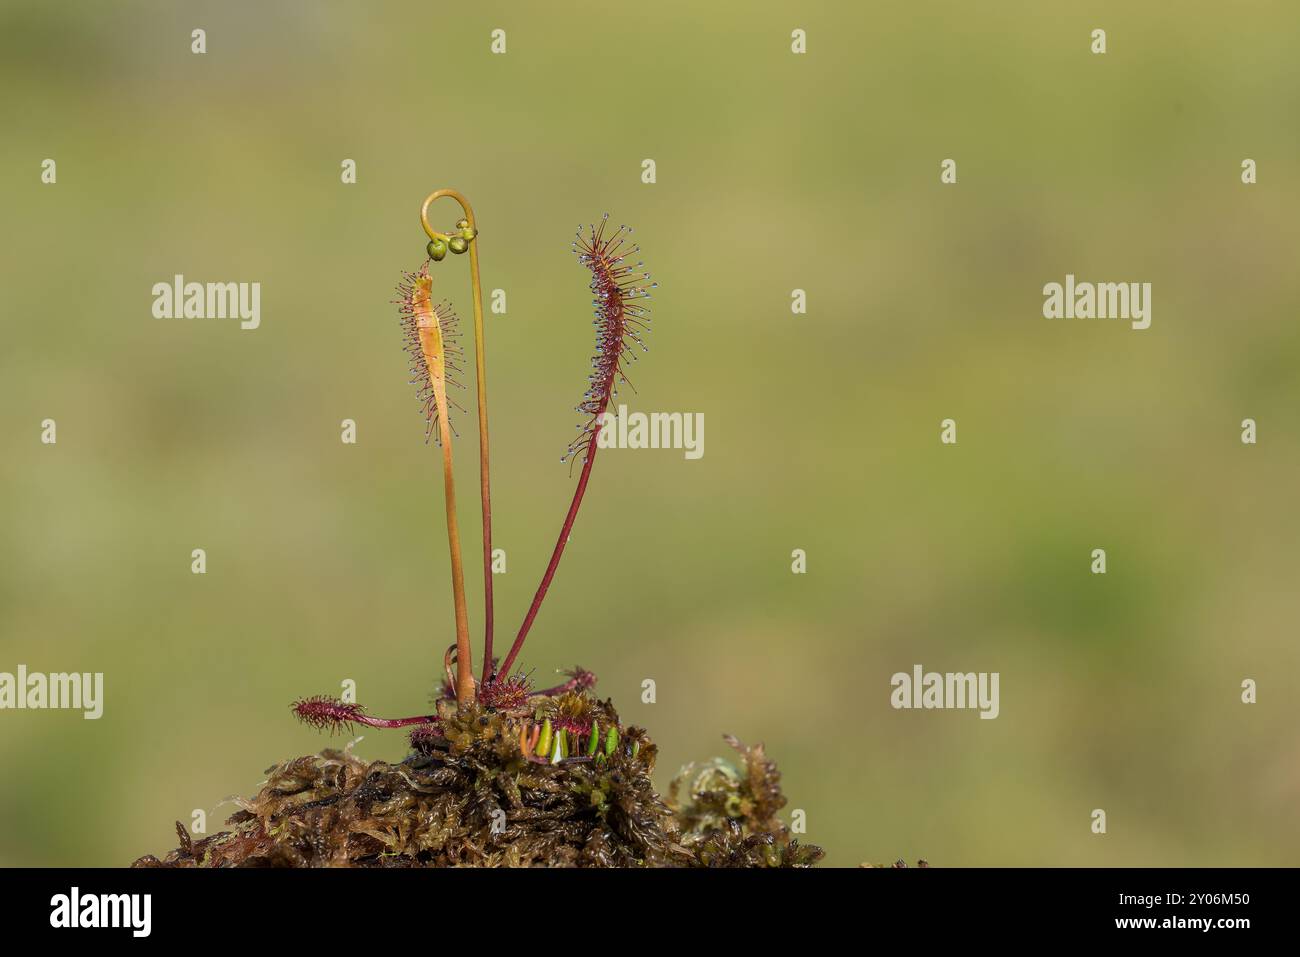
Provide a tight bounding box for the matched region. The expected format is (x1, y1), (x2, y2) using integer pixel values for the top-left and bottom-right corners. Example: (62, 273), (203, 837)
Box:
(448, 236), (468, 255)
(535, 717), (553, 758)
(427, 238), (447, 262)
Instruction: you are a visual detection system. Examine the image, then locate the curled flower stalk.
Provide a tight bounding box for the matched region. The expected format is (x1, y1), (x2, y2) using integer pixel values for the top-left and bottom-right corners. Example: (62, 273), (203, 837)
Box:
(421, 190), (497, 688)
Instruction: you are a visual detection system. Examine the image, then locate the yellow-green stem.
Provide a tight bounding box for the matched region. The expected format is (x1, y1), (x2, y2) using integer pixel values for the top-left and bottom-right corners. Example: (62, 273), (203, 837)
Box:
(421, 189), (495, 690)
(434, 392), (474, 707)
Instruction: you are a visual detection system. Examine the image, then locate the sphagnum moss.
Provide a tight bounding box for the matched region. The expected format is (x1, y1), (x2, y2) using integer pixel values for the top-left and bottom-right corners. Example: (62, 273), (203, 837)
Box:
(136, 193), (832, 867)
(134, 688), (824, 868)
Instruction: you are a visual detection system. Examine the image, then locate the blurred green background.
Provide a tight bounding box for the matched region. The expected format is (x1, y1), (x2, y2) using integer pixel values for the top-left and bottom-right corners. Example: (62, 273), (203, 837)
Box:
(2, 1), (1298, 867)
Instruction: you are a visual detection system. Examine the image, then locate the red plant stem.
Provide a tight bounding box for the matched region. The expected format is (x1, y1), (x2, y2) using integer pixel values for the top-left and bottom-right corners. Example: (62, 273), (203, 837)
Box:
(352, 713), (437, 729)
(495, 409), (604, 681)
(533, 676), (586, 698)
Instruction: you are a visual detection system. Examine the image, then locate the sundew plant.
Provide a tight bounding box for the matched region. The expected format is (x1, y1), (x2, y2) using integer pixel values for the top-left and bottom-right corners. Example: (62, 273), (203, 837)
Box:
(134, 191), (825, 869)
(293, 190), (657, 761)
